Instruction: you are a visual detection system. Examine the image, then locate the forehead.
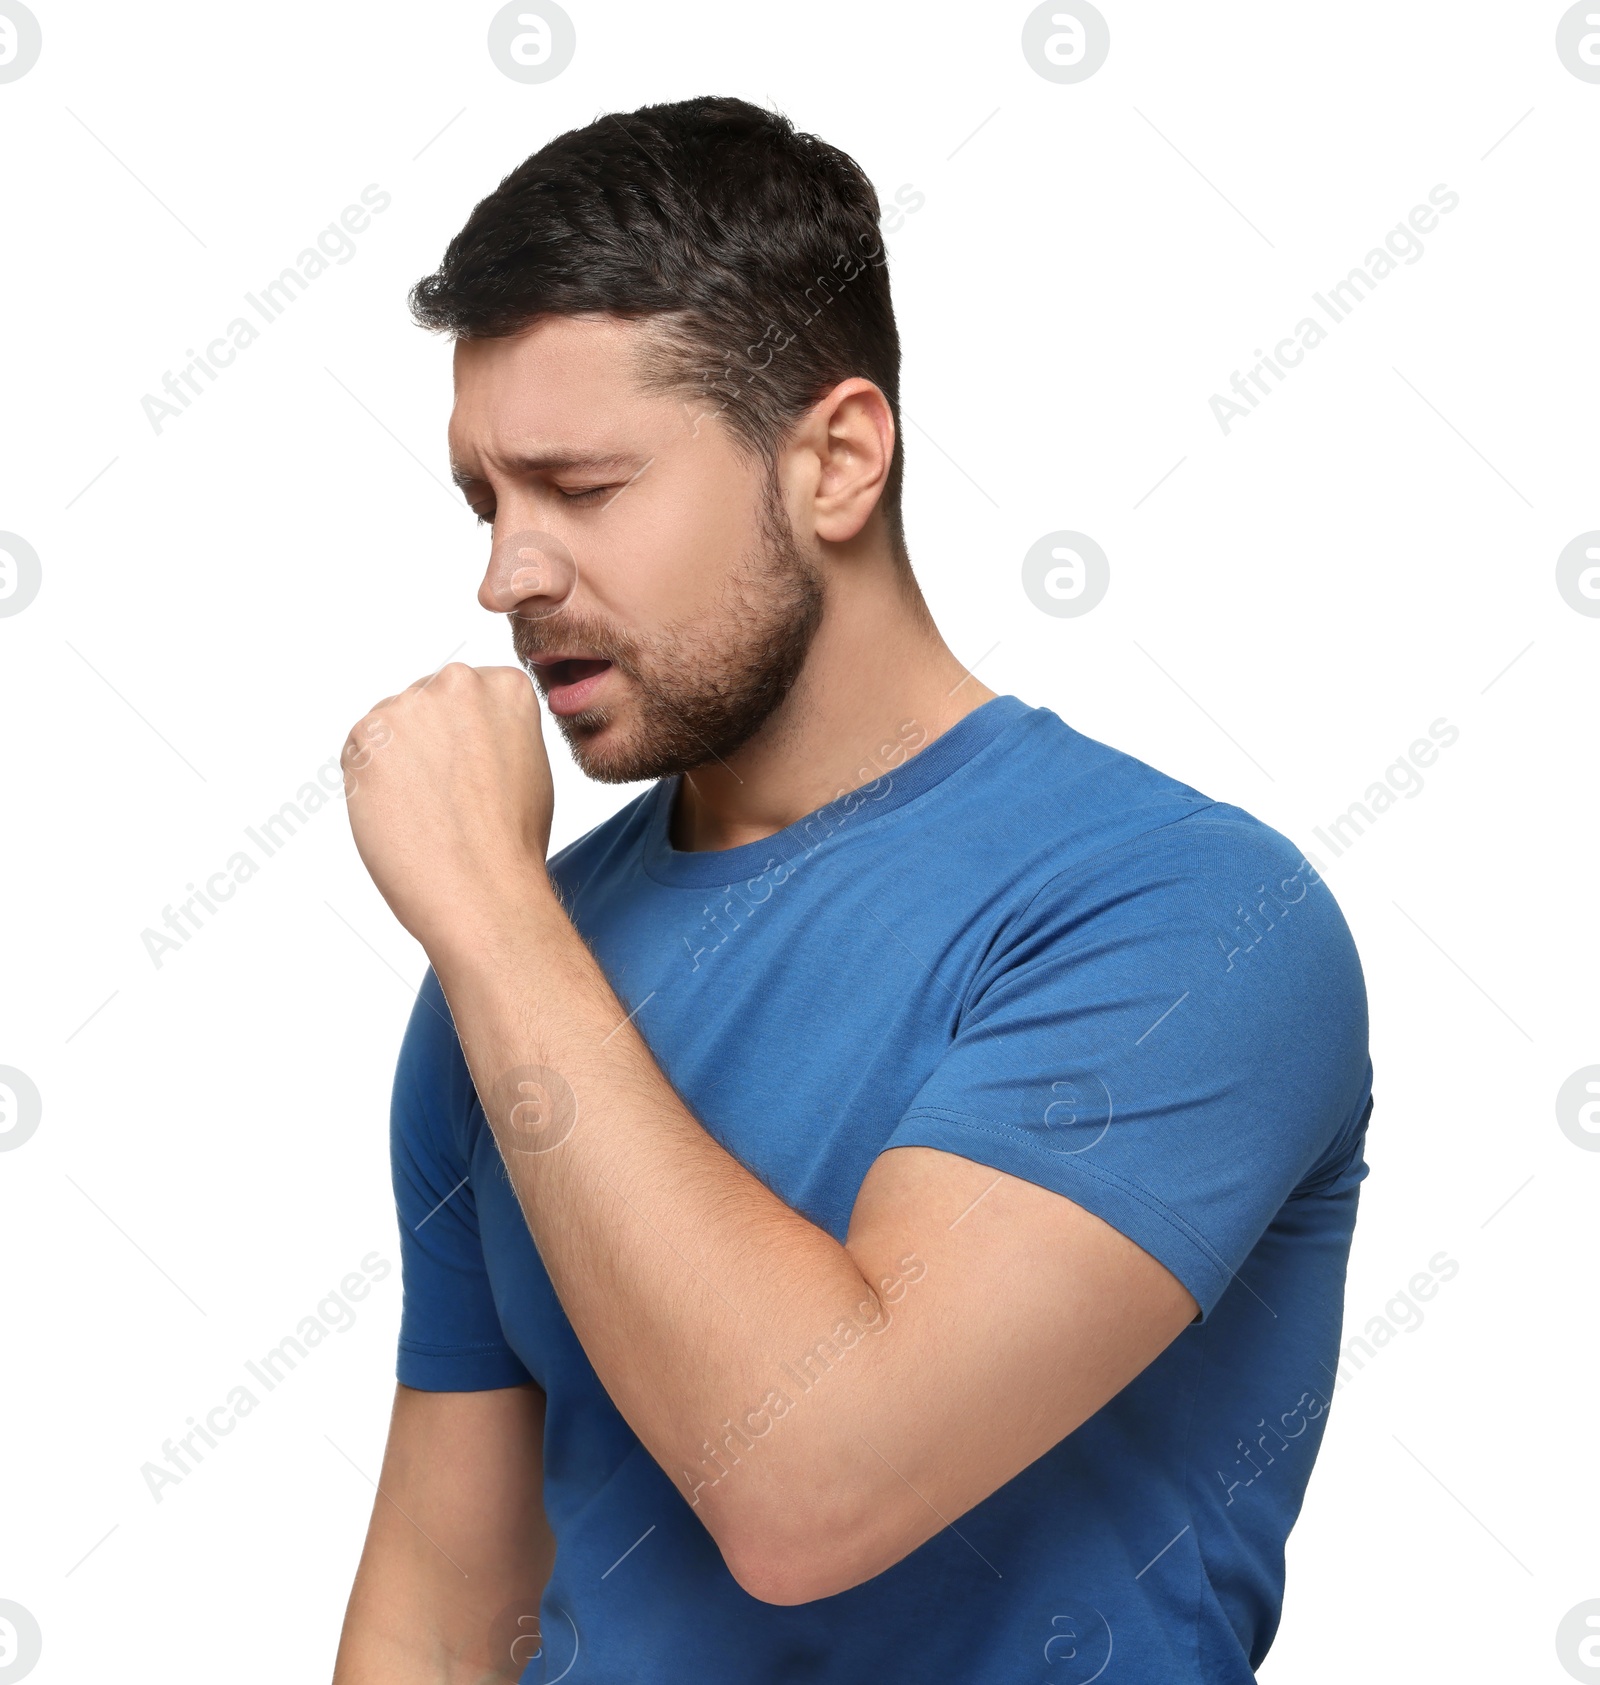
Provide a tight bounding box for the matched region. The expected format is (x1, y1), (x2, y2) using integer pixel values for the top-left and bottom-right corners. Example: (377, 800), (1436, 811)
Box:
(448, 314), (668, 463)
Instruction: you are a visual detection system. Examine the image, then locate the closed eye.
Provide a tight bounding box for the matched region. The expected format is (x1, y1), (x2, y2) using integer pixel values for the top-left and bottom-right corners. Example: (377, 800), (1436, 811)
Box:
(467, 486), (615, 526)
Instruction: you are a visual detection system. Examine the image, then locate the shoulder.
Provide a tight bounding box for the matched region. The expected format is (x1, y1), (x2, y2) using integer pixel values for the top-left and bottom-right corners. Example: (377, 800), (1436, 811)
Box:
(988, 706), (1341, 943)
(971, 723), (1370, 1087)
(1068, 803), (1349, 954)
(1017, 798), (1362, 992)
(973, 703), (1220, 874)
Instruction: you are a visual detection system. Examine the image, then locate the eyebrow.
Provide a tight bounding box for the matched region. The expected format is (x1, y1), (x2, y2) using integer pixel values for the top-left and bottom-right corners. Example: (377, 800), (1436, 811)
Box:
(449, 450), (642, 490)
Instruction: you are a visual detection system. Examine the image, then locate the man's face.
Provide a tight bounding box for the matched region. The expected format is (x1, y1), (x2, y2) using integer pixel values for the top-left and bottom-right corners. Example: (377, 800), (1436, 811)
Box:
(449, 315), (823, 783)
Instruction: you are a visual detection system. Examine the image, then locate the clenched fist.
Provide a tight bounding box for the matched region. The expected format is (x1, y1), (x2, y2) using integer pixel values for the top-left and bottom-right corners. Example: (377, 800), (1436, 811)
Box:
(342, 663), (556, 957)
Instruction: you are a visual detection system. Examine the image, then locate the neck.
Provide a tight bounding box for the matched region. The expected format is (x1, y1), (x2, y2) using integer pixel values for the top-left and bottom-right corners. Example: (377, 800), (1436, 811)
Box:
(669, 558), (996, 853)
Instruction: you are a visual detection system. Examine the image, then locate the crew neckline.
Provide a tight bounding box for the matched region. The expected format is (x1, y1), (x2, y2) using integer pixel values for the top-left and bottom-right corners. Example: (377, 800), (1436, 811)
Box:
(639, 694), (1033, 887)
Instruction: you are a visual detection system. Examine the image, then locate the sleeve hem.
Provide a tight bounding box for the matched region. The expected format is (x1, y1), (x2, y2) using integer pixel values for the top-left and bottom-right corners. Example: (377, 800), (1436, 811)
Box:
(397, 1341), (535, 1392)
(885, 1106), (1236, 1319)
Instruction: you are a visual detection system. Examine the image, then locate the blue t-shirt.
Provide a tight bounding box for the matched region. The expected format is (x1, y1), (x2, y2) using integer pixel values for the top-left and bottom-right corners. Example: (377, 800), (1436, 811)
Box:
(391, 693), (1372, 1684)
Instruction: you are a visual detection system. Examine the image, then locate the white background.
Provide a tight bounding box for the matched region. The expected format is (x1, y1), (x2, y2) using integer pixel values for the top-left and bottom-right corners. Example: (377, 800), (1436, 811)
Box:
(1, 2), (1595, 1680)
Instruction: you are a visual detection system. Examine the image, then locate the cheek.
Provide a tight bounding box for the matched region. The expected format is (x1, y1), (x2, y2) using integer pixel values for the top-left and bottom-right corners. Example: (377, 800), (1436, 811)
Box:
(603, 476), (759, 622)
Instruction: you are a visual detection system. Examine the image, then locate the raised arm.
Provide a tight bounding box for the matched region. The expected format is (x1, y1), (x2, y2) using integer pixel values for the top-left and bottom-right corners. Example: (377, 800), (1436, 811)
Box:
(342, 666), (1200, 1606)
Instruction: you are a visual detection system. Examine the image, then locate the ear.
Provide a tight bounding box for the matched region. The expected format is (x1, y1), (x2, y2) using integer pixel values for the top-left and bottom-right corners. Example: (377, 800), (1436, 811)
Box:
(801, 378), (897, 546)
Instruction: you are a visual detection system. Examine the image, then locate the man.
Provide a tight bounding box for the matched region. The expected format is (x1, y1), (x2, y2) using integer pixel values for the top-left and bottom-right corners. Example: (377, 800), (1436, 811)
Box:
(331, 96), (1371, 1684)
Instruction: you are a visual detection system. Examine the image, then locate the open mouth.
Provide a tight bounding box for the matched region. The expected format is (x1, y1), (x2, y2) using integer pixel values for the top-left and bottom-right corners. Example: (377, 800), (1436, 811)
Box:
(534, 657), (615, 717)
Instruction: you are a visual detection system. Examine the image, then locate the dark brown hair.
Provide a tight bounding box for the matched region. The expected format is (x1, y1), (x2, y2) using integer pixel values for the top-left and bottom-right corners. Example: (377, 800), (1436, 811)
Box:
(410, 95), (907, 557)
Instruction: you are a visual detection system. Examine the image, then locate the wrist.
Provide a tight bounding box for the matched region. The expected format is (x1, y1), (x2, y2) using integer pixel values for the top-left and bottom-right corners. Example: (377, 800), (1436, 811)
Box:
(424, 873), (569, 984)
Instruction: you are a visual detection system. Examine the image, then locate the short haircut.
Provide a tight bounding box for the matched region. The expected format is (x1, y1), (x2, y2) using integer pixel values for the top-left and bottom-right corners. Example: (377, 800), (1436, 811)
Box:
(410, 95), (907, 557)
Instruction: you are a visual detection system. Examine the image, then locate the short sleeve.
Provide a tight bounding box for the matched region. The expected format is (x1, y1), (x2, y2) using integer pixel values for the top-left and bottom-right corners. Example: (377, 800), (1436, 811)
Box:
(882, 814), (1372, 1318)
(391, 968), (534, 1390)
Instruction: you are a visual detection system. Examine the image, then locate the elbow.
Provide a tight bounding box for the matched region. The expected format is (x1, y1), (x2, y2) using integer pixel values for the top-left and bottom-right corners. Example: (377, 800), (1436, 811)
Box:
(726, 1546), (867, 1607)
(699, 1432), (926, 1604)
(720, 1512), (909, 1607)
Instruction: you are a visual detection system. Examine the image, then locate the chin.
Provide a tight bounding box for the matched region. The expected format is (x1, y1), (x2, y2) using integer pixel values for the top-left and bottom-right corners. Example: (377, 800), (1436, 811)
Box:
(558, 712), (656, 785)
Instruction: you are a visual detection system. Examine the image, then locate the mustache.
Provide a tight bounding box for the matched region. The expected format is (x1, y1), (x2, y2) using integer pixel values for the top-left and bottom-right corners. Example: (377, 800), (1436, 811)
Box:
(511, 614), (638, 674)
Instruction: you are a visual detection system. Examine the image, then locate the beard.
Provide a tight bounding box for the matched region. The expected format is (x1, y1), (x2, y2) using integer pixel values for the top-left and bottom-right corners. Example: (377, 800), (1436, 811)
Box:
(511, 471), (825, 784)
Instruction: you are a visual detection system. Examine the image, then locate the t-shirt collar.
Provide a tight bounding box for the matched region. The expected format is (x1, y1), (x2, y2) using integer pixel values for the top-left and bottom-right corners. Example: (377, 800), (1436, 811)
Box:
(639, 693), (1032, 887)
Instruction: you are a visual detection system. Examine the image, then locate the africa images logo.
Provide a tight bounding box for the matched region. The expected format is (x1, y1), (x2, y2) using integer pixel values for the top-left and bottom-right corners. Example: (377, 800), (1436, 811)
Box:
(0, 1600), (43, 1682)
(0, 1067), (42, 1154)
(487, 1), (576, 81)
(1556, 3), (1600, 80)
(0, 533), (41, 619)
(1209, 186), (1460, 435)
(1021, 1), (1111, 82)
(1022, 532), (1110, 618)
(0, 1), (42, 82)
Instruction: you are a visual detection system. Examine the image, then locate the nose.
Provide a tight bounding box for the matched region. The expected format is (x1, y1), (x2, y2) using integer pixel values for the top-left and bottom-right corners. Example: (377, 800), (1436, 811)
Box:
(478, 527), (579, 620)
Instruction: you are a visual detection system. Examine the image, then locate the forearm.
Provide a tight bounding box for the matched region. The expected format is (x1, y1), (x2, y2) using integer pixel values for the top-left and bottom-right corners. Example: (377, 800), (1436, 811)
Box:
(332, 1617), (461, 1685)
(332, 1384), (553, 1683)
(334, 1619), (529, 1685)
(431, 893), (922, 1583)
